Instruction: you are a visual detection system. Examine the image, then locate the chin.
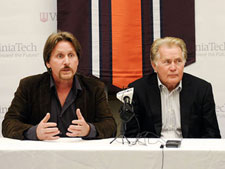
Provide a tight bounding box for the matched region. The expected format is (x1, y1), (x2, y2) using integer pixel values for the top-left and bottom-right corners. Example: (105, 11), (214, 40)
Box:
(60, 74), (74, 80)
(170, 81), (181, 87)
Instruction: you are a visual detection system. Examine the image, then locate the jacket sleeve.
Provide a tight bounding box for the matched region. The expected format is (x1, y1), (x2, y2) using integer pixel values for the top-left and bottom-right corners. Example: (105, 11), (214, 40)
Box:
(201, 83), (221, 138)
(91, 83), (117, 138)
(2, 79), (33, 140)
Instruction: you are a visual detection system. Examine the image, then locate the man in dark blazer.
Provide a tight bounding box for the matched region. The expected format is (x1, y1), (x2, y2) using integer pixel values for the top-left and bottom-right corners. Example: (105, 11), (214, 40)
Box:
(2, 31), (116, 140)
(125, 37), (221, 138)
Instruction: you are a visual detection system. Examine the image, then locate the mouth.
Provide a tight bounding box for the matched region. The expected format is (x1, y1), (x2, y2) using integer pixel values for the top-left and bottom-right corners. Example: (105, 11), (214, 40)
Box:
(61, 67), (72, 73)
(168, 74), (178, 78)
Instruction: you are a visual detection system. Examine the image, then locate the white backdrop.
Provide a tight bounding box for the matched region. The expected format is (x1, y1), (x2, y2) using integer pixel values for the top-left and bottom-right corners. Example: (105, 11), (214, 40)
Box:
(186, 0), (225, 137)
(0, 0), (225, 137)
(0, 0), (57, 137)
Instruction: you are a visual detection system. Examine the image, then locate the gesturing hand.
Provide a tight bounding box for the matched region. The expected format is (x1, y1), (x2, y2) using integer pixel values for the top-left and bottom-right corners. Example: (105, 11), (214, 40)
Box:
(36, 113), (60, 140)
(66, 109), (90, 137)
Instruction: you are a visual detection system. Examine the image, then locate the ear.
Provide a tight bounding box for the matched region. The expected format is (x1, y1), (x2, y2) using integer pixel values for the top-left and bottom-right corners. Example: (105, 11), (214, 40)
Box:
(46, 62), (51, 69)
(151, 61), (157, 73)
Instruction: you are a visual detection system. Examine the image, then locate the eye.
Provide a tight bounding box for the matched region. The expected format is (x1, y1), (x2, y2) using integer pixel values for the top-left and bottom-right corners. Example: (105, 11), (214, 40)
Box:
(57, 54), (63, 58)
(175, 58), (183, 64)
(163, 60), (171, 65)
(68, 53), (74, 58)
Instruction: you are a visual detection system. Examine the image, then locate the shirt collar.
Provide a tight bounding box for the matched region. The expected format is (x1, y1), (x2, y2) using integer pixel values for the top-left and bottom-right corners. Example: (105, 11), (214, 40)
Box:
(50, 74), (82, 93)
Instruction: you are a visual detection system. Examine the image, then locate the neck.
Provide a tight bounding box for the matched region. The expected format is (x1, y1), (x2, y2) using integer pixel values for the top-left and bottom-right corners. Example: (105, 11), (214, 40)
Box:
(167, 83), (179, 92)
(55, 80), (73, 107)
(55, 79), (73, 91)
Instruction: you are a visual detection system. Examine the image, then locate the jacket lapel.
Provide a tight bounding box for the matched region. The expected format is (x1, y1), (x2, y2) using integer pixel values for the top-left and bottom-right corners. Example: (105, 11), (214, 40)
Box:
(148, 74), (162, 137)
(74, 75), (87, 120)
(39, 73), (51, 118)
(180, 74), (192, 137)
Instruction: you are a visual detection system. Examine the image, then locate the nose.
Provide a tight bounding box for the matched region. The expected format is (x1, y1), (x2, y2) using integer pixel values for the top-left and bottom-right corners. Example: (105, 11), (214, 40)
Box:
(170, 62), (177, 71)
(63, 55), (70, 65)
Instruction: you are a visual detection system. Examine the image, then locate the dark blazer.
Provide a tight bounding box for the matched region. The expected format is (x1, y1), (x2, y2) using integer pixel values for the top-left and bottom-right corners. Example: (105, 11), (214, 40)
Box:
(125, 72), (221, 138)
(2, 72), (117, 140)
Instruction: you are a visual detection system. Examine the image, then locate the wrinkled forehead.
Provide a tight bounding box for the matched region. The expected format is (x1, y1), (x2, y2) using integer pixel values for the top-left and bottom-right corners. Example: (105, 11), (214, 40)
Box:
(52, 41), (76, 53)
(158, 44), (182, 58)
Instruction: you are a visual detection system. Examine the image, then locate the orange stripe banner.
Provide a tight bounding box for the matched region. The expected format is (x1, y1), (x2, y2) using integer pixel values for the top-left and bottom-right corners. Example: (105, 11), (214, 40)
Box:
(111, 0), (143, 88)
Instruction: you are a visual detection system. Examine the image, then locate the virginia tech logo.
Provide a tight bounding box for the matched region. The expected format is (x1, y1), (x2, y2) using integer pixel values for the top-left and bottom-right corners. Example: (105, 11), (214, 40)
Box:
(40, 12), (57, 22)
(40, 12), (48, 22)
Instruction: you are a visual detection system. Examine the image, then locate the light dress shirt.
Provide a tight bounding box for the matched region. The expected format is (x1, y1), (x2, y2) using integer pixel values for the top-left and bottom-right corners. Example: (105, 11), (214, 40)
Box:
(157, 76), (183, 138)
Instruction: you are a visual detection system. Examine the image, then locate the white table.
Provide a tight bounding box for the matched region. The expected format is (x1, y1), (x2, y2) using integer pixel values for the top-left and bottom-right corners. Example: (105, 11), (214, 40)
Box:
(0, 137), (225, 169)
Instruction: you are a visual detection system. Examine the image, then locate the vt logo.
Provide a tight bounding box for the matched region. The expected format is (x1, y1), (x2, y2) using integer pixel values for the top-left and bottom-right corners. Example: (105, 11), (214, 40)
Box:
(40, 12), (57, 22)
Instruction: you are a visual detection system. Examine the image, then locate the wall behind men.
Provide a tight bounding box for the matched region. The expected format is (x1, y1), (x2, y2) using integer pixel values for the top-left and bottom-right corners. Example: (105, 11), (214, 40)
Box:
(185, 0), (225, 137)
(0, 0), (57, 137)
(0, 0), (225, 138)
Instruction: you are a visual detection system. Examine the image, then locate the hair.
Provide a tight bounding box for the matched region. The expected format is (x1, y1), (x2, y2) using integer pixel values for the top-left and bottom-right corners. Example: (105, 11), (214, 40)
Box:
(43, 31), (81, 71)
(150, 37), (187, 63)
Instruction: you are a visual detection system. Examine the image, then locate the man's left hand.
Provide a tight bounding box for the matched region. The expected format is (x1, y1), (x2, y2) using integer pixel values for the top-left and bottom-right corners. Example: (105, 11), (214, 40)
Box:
(66, 108), (90, 137)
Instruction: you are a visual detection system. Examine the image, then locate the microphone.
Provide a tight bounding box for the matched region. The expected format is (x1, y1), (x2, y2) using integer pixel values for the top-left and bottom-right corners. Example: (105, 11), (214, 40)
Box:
(116, 87), (134, 104)
(110, 88), (136, 144)
(116, 88), (134, 122)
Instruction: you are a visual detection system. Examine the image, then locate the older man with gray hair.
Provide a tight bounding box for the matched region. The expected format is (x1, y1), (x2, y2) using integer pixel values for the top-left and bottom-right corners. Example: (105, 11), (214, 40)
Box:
(125, 37), (221, 138)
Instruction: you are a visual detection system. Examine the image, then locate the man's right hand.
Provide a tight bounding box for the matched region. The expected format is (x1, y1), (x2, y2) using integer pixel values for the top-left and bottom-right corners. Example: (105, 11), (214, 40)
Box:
(36, 113), (60, 140)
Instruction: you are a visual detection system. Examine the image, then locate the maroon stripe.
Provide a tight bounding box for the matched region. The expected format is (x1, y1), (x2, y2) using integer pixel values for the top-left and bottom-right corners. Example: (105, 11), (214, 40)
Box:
(99, 0), (113, 87)
(160, 0), (195, 66)
(99, 0), (121, 93)
(141, 0), (154, 75)
(57, 0), (92, 75)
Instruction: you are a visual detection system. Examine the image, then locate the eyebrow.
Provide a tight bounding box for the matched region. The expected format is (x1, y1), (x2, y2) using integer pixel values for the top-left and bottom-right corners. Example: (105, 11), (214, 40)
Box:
(55, 49), (75, 53)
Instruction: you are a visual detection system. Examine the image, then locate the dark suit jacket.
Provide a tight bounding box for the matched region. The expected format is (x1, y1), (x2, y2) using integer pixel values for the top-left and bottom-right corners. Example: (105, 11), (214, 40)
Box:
(2, 72), (117, 140)
(125, 72), (221, 138)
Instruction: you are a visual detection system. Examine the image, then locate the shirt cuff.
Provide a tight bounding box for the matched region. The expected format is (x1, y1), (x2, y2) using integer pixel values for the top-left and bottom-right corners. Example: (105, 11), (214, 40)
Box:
(24, 125), (38, 140)
(82, 123), (97, 139)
